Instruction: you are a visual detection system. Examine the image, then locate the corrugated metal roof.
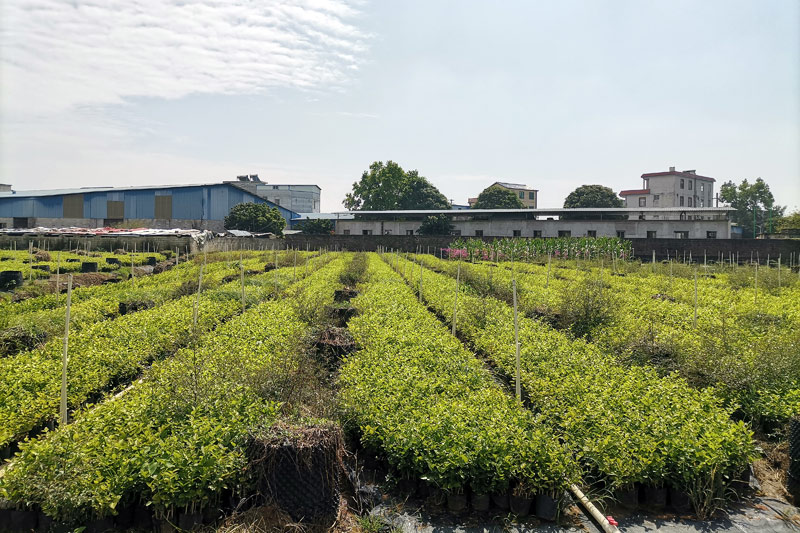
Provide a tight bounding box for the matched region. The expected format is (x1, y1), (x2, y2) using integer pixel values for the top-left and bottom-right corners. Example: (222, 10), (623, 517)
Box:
(332, 207), (731, 215)
(0, 182), (229, 198)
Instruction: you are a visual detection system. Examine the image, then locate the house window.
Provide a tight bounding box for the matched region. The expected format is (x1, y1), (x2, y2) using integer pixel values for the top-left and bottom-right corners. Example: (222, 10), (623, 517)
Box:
(700, 183), (704, 192)
(518, 191), (524, 199)
(475, 230), (484, 237)
(513, 230), (521, 237)
(639, 197), (646, 207)
(688, 181), (693, 190)
(680, 179), (685, 189)
(384, 229), (392, 235)
(616, 230), (625, 238)
(587, 230), (597, 238)
(674, 231), (689, 239)
(0, 223), (6, 229)
(362, 229), (373, 235)
(558, 230), (571, 237)
(273, 185), (279, 189)
(647, 231), (657, 239)
(273, 198), (280, 205)
(342, 229), (350, 235)
(533, 230), (542, 238)
(699, 199), (704, 207)
(451, 229), (461, 236)
(528, 192), (535, 200)
(653, 215), (659, 219)
(653, 194), (660, 206)
(679, 196), (685, 207)
(706, 231), (717, 239)
(687, 197), (693, 207)
(406, 229), (414, 236)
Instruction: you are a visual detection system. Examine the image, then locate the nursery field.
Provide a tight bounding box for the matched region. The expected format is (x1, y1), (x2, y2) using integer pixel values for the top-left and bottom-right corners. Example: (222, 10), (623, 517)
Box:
(0, 244), (797, 531)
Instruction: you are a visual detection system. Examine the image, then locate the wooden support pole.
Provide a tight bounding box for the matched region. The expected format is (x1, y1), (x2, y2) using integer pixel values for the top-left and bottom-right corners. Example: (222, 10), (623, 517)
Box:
(240, 251), (245, 312)
(513, 279), (521, 402)
(452, 262), (461, 337)
(60, 274), (73, 425)
(693, 271), (698, 328)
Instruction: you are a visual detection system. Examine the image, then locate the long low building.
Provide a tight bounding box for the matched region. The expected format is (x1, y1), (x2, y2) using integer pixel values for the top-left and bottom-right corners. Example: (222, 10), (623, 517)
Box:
(317, 207), (733, 239)
(0, 181), (306, 232)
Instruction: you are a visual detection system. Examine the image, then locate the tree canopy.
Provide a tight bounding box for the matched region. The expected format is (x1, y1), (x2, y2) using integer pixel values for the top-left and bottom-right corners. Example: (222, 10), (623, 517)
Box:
(563, 185), (624, 209)
(417, 214), (454, 235)
(472, 185), (525, 209)
(777, 211), (800, 232)
(224, 202), (285, 235)
(561, 184), (624, 220)
(343, 161), (450, 211)
(297, 218), (334, 235)
(719, 178), (785, 237)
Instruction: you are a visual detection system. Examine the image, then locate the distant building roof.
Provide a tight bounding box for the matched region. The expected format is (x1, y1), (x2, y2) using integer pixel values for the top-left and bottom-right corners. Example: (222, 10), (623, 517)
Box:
(0, 182), (236, 198)
(642, 170), (715, 182)
(619, 189), (651, 196)
(492, 181), (538, 191)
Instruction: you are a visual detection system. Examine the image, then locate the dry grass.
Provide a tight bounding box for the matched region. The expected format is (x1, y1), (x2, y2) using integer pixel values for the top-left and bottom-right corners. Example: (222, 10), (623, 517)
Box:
(752, 440), (793, 504)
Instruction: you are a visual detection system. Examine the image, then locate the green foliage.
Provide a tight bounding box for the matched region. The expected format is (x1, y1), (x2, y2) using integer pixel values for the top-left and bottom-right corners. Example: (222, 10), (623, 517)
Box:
(0, 256), (344, 522)
(341, 256), (577, 495)
(719, 178), (785, 237)
(562, 185), (624, 220)
(297, 218), (334, 234)
(450, 237), (632, 261)
(343, 161), (449, 210)
(417, 214), (454, 235)
(564, 185), (624, 209)
(224, 202), (286, 235)
(776, 210), (800, 232)
(471, 185), (525, 209)
(399, 254), (756, 516)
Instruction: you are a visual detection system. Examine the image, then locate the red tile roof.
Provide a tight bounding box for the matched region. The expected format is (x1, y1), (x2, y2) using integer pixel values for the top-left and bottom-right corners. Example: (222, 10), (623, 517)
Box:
(642, 171), (715, 182)
(619, 189), (650, 196)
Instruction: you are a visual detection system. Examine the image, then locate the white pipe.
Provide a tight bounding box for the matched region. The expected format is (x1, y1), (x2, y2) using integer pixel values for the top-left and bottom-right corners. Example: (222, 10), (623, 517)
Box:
(570, 483), (620, 533)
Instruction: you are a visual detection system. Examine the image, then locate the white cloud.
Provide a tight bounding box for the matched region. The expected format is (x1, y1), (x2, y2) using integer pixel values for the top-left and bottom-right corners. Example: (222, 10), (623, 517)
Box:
(0, 0), (369, 115)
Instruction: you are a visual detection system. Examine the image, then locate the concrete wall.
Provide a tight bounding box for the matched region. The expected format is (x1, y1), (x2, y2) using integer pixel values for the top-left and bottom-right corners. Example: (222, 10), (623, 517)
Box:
(336, 218), (731, 239)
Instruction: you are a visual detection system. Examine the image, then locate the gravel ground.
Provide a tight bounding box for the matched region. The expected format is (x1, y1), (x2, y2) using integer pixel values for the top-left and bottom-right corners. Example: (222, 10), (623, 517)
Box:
(369, 495), (800, 533)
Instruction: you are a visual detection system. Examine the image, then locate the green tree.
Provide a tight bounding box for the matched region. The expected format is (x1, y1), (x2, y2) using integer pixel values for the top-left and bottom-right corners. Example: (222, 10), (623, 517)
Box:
(562, 184), (624, 220)
(416, 214), (454, 235)
(224, 202), (286, 235)
(297, 218), (334, 234)
(719, 178), (785, 237)
(472, 185), (525, 209)
(777, 211), (800, 232)
(344, 161), (450, 211)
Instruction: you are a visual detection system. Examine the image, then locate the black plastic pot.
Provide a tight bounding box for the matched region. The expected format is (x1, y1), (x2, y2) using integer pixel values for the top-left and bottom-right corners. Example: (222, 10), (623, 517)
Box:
(0, 271), (23, 290)
(615, 485), (639, 508)
(492, 490), (510, 510)
(535, 492), (558, 521)
(31, 265), (50, 272)
(471, 492), (490, 512)
(644, 485), (667, 510)
(81, 261), (98, 273)
(789, 417), (800, 500)
(510, 494), (532, 516)
(669, 487), (692, 513)
(447, 492), (468, 513)
(146, 256), (157, 266)
(106, 257), (120, 265)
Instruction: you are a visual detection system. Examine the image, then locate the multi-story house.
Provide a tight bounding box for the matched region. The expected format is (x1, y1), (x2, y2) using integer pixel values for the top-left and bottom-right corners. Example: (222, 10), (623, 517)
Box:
(468, 181), (538, 208)
(620, 167), (715, 215)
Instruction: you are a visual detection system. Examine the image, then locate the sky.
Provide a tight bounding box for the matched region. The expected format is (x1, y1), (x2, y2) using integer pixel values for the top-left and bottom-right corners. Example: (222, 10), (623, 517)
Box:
(1, 0), (798, 213)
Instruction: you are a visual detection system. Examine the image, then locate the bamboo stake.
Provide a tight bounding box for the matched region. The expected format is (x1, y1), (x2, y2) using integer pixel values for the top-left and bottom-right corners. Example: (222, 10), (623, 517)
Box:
(418, 260), (423, 302)
(452, 262), (460, 336)
(693, 271), (698, 328)
(754, 262), (758, 305)
(193, 264), (205, 328)
(778, 255), (781, 289)
(513, 279), (521, 402)
(240, 251), (245, 312)
(546, 252), (552, 289)
(60, 274), (73, 425)
(56, 251), (61, 297)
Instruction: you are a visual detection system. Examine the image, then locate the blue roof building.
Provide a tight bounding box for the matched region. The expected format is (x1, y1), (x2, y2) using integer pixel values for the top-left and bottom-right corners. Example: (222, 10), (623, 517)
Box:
(0, 181), (302, 232)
